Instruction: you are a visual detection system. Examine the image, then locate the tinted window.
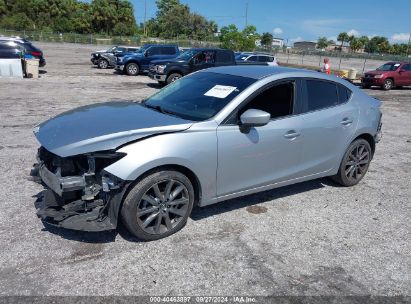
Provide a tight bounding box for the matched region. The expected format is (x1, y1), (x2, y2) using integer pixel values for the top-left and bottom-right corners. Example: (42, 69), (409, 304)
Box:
(215, 51), (232, 63)
(162, 47), (177, 55)
(337, 84), (352, 104)
(144, 72), (255, 121)
(305, 80), (338, 111)
(247, 56), (258, 62)
(267, 56), (275, 62)
(376, 63), (400, 71)
(258, 56), (268, 62)
(240, 82), (294, 119)
(403, 64), (411, 71)
(147, 47), (161, 55)
(116, 47), (126, 52)
(128, 48), (138, 52)
(193, 51), (215, 64)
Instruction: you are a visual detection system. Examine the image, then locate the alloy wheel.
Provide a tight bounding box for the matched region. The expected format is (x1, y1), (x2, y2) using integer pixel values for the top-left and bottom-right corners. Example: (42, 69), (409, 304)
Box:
(136, 179), (189, 235)
(128, 64), (138, 75)
(344, 143), (371, 183)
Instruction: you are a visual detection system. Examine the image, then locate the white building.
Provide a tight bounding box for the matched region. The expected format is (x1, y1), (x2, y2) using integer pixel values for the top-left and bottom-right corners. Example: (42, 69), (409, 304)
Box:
(255, 37), (284, 48)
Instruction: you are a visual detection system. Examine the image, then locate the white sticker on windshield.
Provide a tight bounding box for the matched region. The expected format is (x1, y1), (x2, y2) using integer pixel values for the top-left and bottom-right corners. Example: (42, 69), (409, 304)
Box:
(204, 85), (237, 99)
(394, 63), (400, 67)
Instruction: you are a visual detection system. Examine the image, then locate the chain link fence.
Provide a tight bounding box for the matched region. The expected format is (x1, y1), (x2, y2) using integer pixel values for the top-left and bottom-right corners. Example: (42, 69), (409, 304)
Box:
(0, 28), (219, 48)
(2, 28), (409, 75)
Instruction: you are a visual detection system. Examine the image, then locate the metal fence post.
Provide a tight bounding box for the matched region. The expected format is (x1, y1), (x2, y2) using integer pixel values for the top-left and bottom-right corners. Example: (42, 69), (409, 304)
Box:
(338, 52), (342, 70)
(287, 52), (289, 64)
(362, 57), (367, 73)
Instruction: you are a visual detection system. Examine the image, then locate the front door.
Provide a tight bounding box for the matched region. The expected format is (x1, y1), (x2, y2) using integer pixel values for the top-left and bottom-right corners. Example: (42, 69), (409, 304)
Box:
(217, 80), (303, 196)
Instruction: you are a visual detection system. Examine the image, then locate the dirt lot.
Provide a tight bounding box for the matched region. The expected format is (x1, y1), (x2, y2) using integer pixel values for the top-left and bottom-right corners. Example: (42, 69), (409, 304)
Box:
(0, 42), (409, 297)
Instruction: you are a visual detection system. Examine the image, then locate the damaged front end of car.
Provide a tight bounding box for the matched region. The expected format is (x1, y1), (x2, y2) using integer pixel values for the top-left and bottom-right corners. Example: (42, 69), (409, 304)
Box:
(31, 147), (130, 232)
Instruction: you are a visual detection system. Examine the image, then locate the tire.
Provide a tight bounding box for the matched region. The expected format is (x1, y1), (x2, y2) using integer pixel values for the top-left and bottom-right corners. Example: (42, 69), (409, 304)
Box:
(125, 63), (139, 76)
(331, 139), (372, 187)
(166, 73), (182, 84)
(382, 78), (393, 90)
(98, 59), (109, 69)
(158, 81), (167, 87)
(361, 83), (371, 89)
(121, 170), (194, 241)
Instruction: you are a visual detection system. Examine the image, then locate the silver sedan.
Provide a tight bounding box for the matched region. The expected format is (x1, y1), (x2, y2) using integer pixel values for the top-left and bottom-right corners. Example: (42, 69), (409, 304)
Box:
(32, 66), (382, 240)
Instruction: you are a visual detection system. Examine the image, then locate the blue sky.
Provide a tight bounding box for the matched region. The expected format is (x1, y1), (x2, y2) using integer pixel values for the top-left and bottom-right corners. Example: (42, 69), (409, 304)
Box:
(131, 0), (411, 44)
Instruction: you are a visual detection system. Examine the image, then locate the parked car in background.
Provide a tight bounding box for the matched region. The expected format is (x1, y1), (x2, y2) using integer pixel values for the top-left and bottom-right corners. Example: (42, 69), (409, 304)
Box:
(0, 36), (45, 67)
(91, 45), (139, 69)
(362, 62), (411, 90)
(31, 66), (382, 241)
(148, 48), (235, 85)
(0, 41), (24, 59)
(236, 52), (278, 66)
(115, 44), (179, 76)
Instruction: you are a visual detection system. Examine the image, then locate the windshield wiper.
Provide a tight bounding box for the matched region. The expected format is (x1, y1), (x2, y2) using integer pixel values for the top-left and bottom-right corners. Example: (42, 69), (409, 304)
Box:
(144, 103), (181, 118)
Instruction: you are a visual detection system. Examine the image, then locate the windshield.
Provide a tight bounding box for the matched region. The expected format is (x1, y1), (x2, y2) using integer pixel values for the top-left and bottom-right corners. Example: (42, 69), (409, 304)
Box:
(177, 49), (198, 60)
(144, 72), (256, 121)
(376, 63), (401, 71)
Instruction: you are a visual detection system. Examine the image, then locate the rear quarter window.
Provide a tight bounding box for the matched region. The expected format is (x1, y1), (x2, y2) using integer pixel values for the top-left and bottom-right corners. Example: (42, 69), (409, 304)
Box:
(305, 79), (339, 112)
(337, 84), (352, 104)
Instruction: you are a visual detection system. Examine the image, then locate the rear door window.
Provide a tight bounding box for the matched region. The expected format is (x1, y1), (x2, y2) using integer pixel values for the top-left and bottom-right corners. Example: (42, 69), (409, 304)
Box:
(162, 47), (177, 55)
(304, 79), (339, 112)
(337, 84), (352, 104)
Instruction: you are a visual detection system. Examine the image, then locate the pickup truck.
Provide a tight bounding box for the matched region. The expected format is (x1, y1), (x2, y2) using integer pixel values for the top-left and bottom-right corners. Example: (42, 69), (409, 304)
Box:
(115, 44), (179, 76)
(91, 45), (139, 69)
(148, 48), (265, 85)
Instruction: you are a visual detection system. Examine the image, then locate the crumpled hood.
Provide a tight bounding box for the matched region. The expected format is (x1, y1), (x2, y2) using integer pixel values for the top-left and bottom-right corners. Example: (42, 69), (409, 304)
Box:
(34, 102), (193, 157)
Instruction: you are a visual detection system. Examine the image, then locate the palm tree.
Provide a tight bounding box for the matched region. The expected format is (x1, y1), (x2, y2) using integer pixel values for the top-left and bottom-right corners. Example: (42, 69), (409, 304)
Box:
(337, 32), (349, 50)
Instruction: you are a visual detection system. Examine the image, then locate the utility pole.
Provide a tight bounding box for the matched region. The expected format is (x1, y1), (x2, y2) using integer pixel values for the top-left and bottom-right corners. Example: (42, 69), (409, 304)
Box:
(245, 1), (248, 27)
(143, 0), (147, 37)
(407, 32), (411, 63)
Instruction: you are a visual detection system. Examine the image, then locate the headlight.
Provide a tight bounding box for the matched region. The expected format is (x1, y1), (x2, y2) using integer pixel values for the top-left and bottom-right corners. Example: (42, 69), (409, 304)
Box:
(156, 65), (166, 74)
(374, 74), (384, 78)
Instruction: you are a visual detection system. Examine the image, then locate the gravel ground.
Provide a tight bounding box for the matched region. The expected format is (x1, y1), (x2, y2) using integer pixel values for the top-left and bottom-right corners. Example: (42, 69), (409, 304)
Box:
(0, 42), (409, 297)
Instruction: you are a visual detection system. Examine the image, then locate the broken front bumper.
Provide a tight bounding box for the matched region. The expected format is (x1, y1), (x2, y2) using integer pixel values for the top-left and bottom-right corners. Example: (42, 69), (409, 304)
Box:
(30, 151), (129, 232)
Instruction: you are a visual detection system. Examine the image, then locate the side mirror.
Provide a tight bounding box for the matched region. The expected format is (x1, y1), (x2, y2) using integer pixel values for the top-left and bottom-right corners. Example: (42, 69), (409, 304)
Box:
(144, 51), (149, 57)
(239, 109), (270, 133)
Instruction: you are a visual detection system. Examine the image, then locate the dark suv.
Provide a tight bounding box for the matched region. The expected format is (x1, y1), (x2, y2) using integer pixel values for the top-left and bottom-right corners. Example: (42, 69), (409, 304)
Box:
(115, 44), (179, 76)
(0, 41), (24, 59)
(0, 37), (46, 67)
(362, 62), (411, 90)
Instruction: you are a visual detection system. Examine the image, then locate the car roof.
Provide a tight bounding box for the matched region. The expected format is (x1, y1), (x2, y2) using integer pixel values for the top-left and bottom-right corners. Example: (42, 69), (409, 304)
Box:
(205, 65), (313, 79)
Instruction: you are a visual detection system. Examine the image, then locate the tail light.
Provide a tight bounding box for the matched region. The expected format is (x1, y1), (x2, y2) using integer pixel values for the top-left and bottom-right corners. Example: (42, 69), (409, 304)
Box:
(31, 51), (42, 57)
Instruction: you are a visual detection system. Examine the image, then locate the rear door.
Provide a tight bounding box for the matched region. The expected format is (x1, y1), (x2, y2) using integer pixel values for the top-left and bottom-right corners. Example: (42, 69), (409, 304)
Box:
(399, 64), (411, 85)
(298, 79), (358, 176)
(215, 50), (233, 66)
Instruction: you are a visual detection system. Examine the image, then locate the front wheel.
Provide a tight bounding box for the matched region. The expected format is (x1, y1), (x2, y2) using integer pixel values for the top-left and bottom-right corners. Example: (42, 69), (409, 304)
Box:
(125, 63), (139, 76)
(98, 59), (109, 69)
(382, 78), (393, 90)
(331, 139), (372, 187)
(121, 170), (194, 241)
(166, 73), (182, 84)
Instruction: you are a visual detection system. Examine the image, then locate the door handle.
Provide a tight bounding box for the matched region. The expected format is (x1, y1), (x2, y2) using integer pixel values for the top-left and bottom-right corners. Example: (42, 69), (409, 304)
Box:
(340, 118), (353, 126)
(284, 130), (301, 139)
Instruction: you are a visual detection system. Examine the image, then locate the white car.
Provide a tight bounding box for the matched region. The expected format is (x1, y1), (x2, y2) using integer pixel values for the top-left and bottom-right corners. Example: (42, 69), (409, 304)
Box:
(236, 53), (278, 66)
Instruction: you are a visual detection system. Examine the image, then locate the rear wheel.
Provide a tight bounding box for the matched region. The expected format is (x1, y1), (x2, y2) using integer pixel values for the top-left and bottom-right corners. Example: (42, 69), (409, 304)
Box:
(382, 78), (393, 90)
(166, 73), (182, 84)
(125, 63), (139, 76)
(98, 58), (109, 69)
(121, 170), (194, 241)
(331, 139), (372, 186)
(361, 83), (371, 89)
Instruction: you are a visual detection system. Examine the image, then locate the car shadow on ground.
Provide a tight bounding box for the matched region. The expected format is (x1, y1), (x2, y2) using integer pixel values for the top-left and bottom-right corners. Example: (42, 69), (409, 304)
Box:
(35, 177), (338, 243)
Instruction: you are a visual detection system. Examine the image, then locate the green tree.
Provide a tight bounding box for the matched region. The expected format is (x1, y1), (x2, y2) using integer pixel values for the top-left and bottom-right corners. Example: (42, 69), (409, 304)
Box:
(220, 24), (258, 51)
(337, 32), (349, 49)
(349, 37), (363, 53)
(0, 0), (6, 15)
(316, 36), (329, 49)
(261, 32), (273, 49)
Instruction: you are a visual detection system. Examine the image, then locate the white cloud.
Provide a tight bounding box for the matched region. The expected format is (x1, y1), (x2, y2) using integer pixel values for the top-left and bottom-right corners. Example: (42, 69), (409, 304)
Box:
(347, 29), (360, 37)
(273, 27), (283, 35)
(391, 33), (410, 42)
